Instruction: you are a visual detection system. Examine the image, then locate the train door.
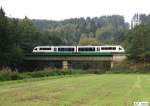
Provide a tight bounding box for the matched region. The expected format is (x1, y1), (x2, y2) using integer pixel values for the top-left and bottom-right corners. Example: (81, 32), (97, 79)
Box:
(97, 47), (101, 52)
(54, 48), (57, 52)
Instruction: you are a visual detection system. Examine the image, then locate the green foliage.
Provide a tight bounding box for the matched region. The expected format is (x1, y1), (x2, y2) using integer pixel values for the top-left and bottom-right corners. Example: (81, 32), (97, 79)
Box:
(126, 23), (150, 62)
(79, 37), (100, 45)
(32, 15), (129, 45)
(18, 16), (41, 53)
(95, 25), (114, 44)
(24, 69), (72, 78)
(0, 66), (150, 81)
(0, 8), (10, 68)
(0, 68), (85, 81)
(0, 68), (21, 81)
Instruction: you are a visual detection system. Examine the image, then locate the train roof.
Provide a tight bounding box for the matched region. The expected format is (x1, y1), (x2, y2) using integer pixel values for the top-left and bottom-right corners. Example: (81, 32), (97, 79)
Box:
(34, 45), (123, 48)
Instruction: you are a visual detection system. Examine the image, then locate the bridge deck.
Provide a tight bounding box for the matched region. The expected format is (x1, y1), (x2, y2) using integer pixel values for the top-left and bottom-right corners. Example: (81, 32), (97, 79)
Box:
(25, 53), (126, 62)
(24, 53), (127, 69)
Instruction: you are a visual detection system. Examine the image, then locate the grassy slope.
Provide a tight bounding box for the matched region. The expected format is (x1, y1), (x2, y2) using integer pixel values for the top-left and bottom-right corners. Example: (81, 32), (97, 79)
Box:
(0, 74), (150, 106)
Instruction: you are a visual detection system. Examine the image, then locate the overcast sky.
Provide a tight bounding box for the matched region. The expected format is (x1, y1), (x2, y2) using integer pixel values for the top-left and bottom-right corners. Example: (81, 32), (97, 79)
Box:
(1, 0), (150, 23)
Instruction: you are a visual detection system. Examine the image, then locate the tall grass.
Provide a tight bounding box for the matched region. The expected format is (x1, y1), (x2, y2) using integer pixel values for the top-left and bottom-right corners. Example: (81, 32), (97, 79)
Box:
(0, 68), (21, 81)
(0, 68), (88, 81)
(0, 63), (150, 81)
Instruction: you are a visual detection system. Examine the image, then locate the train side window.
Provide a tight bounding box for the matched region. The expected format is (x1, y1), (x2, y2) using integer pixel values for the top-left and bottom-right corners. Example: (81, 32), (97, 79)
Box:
(101, 47), (115, 50)
(101, 47), (107, 50)
(119, 47), (122, 50)
(90, 48), (95, 51)
(34, 48), (37, 50)
(113, 47), (116, 50)
(69, 48), (74, 51)
(67, 48), (74, 51)
(58, 48), (63, 51)
(78, 47), (95, 51)
(97, 48), (100, 51)
(40, 48), (51, 50)
(47, 48), (51, 50)
(78, 48), (83, 51)
(54, 48), (57, 51)
(58, 48), (74, 51)
(101, 47), (105, 50)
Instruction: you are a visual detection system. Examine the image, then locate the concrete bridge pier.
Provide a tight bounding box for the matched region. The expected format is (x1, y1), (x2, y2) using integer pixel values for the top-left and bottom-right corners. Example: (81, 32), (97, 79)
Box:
(110, 61), (114, 69)
(62, 61), (72, 69)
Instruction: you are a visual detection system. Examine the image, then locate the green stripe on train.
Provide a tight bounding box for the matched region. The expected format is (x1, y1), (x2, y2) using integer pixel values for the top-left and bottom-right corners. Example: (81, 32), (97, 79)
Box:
(32, 52), (126, 55)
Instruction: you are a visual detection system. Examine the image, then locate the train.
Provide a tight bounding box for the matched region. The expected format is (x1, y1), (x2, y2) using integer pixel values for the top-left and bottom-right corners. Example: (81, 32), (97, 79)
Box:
(32, 45), (125, 54)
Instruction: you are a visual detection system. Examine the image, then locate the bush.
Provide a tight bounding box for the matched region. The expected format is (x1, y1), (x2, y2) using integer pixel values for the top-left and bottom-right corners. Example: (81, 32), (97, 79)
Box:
(23, 68), (73, 78)
(0, 68), (21, 81)
(0, 68), (88, 81)
(145, 64), (150, 71)
(1, 64), (150, 82)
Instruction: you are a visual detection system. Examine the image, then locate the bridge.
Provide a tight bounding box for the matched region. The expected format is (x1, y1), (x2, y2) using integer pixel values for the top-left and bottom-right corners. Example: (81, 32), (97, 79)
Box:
(24, 53), (127, 69)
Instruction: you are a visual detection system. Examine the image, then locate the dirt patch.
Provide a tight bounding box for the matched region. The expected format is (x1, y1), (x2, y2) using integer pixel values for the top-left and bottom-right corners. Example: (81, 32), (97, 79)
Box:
(72, 100), (86, 106)
(18, 95), (50, 102)
(50, 95), (61, 100)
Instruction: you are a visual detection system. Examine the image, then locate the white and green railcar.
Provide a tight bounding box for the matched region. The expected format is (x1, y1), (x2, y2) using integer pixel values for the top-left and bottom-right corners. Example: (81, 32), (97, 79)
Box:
(32, 45), (125, 54)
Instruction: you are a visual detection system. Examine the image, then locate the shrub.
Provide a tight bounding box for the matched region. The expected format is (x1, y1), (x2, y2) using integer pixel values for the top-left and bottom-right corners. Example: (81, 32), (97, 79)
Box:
(0, 68), (21, 81)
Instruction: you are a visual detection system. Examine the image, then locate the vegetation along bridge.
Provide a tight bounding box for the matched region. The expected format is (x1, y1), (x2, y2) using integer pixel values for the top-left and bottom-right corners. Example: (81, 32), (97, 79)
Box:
(25, 53), (127, 69)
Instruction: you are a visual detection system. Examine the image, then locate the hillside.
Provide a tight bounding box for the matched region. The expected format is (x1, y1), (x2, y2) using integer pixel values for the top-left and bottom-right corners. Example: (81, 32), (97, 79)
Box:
(32, 15), (129, 45)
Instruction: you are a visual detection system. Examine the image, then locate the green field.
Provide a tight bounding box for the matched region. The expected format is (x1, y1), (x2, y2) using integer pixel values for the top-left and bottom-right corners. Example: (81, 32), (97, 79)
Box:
(0, 74), (150, 106)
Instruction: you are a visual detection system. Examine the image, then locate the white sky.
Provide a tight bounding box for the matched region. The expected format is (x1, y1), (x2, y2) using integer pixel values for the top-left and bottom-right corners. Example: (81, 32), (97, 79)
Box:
(0, 0), (150, 23)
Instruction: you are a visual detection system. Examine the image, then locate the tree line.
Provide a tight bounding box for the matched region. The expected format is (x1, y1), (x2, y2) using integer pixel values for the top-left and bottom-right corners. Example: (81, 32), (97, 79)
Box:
(126, 14), (150, 63)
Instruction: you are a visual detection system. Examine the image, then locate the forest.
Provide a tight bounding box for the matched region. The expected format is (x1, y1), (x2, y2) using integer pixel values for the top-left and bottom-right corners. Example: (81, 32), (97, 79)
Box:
(0, 7), (150, 71)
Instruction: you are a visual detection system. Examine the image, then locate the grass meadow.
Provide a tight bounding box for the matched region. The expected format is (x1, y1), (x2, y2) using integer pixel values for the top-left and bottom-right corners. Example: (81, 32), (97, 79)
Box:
(0, 74), (150, 106)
